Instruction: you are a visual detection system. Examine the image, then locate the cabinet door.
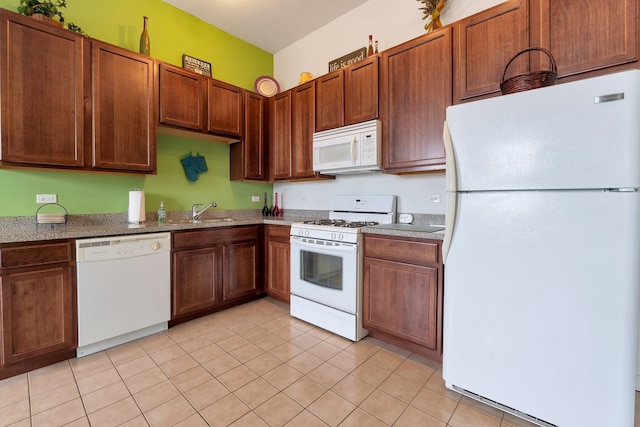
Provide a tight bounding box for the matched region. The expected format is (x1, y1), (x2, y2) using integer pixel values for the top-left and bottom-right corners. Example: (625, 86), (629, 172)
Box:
(0, 12), (84, 167)
(265, 225), (290, 304)
(1, 266), (75, 366)
(91, 41), (156, 172)
(453, 0), (529, 103)
(172, 247), (219, 318)
(230, 91), (267, 181)
(531, 0), (638, 79)
(345, 56), (379, 125)
(270, 91), (292, 180)
(315, 70), (344, 131)
(291, 82), (316, 179)
(159, 63), (206, 131)
(222, 241), (259, 302)
(363, 258), (439, 350)
(381, 27), (452, 173)
(207, 79), (244, 137)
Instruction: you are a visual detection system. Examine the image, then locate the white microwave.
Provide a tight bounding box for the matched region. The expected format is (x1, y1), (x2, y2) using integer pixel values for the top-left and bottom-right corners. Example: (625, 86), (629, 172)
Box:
(312, 119), (381, 174)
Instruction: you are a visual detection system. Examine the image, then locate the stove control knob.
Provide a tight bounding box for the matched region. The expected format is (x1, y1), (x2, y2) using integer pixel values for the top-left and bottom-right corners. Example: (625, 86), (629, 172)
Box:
(304, 230), (310, 237)
(338, 234), (344, 241)
(331, 232), (336, 240)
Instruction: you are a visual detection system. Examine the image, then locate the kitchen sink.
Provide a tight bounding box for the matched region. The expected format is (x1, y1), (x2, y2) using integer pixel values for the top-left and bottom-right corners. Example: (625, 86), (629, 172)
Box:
(162, 218), (235, 225)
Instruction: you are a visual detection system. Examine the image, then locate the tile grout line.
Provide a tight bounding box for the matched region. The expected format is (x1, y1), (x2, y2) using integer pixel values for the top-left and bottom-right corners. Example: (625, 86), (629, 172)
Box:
(8, 298), (532, 427)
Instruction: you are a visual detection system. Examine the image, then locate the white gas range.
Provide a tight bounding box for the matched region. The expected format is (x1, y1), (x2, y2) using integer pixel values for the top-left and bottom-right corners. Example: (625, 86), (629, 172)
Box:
(289, 194), (397, 341)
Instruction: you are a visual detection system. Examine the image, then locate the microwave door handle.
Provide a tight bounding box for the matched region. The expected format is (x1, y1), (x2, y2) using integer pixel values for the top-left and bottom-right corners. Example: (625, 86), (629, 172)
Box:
(351, 136), (357, 163)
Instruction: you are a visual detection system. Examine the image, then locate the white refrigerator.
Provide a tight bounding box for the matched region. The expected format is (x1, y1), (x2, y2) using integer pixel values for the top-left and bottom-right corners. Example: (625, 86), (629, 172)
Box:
(443, 70), (640, 427)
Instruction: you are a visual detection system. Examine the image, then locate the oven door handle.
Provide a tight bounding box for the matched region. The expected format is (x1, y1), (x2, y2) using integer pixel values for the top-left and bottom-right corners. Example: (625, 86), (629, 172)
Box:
(290, 237), (357, 253)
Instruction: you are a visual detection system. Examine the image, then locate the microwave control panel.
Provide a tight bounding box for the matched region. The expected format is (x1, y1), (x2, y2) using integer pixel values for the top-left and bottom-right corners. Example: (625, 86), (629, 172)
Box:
(360, 132), (377, 162)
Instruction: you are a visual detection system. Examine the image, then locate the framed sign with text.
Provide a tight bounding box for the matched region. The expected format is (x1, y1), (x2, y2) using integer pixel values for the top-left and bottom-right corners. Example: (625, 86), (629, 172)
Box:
(328, 48), (367, 73)
(182, 54), (212, 77)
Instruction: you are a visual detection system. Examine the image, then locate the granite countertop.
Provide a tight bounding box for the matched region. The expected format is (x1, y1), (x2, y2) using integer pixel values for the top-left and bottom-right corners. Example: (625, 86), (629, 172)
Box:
(362, 223), (445, 241)
(0, 211), (318, 244)
(0, 210), (446, 244)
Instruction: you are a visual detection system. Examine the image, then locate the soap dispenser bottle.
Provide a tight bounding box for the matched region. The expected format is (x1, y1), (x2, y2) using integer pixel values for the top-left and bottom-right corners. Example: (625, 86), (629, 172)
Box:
(157, 201), (166, 223)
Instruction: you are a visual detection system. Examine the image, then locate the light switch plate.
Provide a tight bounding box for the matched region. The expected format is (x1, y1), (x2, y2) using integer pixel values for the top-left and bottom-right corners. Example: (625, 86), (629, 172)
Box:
(36, 194), (57, 204)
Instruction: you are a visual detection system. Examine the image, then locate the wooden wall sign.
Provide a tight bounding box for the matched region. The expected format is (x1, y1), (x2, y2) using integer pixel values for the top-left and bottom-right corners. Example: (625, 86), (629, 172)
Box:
(328, 47), (367, 72)
(182, 54), (212, 76)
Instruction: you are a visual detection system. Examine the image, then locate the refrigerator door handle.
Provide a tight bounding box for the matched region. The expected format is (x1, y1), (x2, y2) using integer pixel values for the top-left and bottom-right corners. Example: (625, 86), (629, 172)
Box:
(442, 122), (457, 264)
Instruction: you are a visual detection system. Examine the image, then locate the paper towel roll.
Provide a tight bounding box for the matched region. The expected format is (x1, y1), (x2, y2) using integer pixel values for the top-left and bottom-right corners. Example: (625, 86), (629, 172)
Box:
(128, 190), (145, 223)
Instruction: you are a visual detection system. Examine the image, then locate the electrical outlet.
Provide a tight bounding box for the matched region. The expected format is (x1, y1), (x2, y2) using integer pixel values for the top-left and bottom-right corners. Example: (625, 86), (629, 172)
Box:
(427, 194), (441, 203)
(251, 195), (260, 202)
(36, 194), (57, 204)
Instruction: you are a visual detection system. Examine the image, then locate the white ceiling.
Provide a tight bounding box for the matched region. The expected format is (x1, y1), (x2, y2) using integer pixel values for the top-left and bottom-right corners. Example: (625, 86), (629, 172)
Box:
(163, 0), (370, 54)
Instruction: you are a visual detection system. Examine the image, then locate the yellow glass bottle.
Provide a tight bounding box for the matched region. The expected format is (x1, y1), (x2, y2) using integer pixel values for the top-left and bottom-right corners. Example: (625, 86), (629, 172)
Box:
(139, 16), (150, 56)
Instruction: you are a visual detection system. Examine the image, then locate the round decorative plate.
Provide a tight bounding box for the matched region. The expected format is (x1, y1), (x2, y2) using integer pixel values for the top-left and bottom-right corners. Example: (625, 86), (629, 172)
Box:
(254, 76), (280, 97)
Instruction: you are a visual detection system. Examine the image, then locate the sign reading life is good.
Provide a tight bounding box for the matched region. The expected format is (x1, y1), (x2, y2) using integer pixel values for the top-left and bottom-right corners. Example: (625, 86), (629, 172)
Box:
(328, 47), (367, 73)
(182, 54), (212, 77)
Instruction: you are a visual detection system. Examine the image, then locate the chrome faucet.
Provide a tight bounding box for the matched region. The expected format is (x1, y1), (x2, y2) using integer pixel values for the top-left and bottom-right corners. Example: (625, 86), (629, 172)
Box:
(192, 202), (217, 220)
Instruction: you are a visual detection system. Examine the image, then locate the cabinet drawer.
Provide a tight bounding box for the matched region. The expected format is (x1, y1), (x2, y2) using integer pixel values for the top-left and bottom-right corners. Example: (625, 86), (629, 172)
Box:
(0, 241), (73, 270)
(266, 224), (291, 240)
(173, 226), (259, 250)
(364, 235), (439, 265)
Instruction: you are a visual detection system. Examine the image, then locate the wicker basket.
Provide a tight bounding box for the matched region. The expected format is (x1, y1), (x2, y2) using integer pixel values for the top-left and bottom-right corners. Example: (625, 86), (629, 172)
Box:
(30, 13), (63, 28)
(500, 47), (557, 95)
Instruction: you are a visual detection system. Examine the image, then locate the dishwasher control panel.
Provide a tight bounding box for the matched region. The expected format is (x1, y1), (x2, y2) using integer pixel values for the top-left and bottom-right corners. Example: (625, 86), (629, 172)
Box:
(76, 232), (171, 262)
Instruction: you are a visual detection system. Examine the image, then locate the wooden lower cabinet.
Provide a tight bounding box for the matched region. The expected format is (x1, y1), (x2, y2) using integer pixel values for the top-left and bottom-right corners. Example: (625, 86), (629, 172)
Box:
(363, 234), (443, 362)
(0, 240), (76, 380)
(264, 225), (290, 303)
(223, 241), (259, 301)
(171, 226), (263, 324)
(172, 247), (220, 317)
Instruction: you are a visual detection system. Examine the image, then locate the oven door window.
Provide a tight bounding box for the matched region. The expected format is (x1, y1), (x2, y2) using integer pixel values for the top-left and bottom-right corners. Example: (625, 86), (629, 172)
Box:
(300, 250), (342, 290)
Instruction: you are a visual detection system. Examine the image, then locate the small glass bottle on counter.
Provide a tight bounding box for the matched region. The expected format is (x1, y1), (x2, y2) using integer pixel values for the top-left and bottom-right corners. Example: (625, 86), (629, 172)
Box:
(273, 192), (280, 217)
(262, 192), (270, 216)
(157, 201), (166, 223)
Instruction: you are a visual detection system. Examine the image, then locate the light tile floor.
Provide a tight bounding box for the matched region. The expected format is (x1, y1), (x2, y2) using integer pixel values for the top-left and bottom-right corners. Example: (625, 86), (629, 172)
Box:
(0, 298), (635, 427)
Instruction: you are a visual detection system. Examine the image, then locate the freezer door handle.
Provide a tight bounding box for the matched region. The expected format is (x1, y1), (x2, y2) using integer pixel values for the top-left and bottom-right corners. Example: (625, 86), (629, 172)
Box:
(442, 122), (457, 264)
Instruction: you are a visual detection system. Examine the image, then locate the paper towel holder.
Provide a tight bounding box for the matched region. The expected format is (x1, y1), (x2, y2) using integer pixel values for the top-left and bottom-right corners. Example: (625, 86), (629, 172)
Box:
(128, 189), (146, 224)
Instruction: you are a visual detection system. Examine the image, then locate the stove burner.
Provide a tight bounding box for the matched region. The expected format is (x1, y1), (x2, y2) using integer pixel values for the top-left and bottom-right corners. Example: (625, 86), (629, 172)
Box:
(341, 221), (379, 228)
(303, 219), (379, 228)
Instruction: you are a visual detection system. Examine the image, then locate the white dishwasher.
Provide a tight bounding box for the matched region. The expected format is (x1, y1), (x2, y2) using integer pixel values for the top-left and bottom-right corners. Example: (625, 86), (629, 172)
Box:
(76, 232), (171, 357)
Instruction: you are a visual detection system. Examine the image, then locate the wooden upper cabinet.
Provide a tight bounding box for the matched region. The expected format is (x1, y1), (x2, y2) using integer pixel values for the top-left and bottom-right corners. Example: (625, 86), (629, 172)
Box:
(0, 11), (84, 167)
(381, 27), (452, 173)
(207, 79), (244, 137)
(230, 91), (267, 181)
(270, 91), (292, 180)
(158, 63), (205, 131)
(453, 0), (530, 103)
(315, 56), (379, 132)
(91, 41), (156, 172)
(530, 0), (638, 80)
(291, 82), (316, 179)
(345, 56), (379, 125)
(315, 70), (344, 131)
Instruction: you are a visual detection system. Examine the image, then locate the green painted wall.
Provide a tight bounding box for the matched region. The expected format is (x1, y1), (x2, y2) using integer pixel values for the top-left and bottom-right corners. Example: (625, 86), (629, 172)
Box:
(0, 0), (273, 217)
